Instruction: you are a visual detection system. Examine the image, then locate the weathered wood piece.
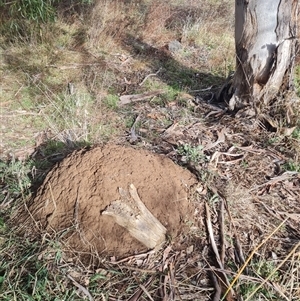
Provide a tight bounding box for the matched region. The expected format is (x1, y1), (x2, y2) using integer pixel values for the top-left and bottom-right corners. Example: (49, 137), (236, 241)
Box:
(102, 184), (167, 249)
(119, 90), (164, 106)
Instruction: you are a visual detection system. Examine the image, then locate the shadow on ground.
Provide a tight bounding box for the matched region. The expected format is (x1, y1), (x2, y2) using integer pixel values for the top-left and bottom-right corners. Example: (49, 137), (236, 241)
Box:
(121, 34), (228, 101)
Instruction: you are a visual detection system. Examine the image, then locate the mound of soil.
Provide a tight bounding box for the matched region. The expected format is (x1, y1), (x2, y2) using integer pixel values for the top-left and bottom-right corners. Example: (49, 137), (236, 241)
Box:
(29, 144), (197, 258)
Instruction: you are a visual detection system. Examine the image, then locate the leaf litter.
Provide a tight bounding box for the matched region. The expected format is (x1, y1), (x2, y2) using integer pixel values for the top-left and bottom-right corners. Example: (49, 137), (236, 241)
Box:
(10, 95), (299, 300)
(98, 95), (299, 300)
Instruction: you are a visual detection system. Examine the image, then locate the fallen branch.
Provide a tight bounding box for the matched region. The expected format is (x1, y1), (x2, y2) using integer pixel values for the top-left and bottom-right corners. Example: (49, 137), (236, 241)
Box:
(119, 90), (164, 106)
(102, 184), (166, 249)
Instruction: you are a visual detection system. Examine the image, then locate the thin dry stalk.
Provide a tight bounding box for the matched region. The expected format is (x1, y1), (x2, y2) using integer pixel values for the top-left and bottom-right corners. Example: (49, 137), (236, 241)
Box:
(280, 249), (300, 300)
(244, 241), (300, 301)
(219, 198), (225, 265)
(128, 289), (143, 301)
(221, 218), (289, 300)
(233, 234), (247, 273)
(169, 261), (176, 300)
(139, 283), (154, 301)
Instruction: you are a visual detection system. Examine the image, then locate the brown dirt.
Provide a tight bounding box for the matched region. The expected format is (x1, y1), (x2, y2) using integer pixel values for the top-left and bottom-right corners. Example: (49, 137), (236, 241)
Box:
(28, 144), (197, 258)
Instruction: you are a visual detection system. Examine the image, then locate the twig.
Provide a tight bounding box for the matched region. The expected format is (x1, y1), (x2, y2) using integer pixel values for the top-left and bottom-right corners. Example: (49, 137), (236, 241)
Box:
(115, 265), (156, 274)
(139, 68), (162, 86)
(0, 192), (13, 210)
(204, 258), (229, 298)
(129, 276), (154, 301)
(219, 198), (225, 266)
(2, 111), (40, 116)
(139, 277), (155, 301)
(163, 273), (169, 301)
(189, 86), (213, 92)
(128, 288), (143, 301)
(254, 197), (283, 221)
(206, 267), (268, 283)
(110, 249), (155, 264)
(119, 90), (164, 106)
(222, 198), (247, 273)
(67, 274), (94, 301)
(46, 63), (103, 69)
(233, 234), (248, 274)
(14, 84), (24, 97)
(250, 171), (299, 192)
(169, 261), (176, 300)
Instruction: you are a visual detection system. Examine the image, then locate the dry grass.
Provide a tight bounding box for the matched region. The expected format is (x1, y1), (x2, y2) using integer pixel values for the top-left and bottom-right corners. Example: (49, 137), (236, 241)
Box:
(0, 0), (235, 158)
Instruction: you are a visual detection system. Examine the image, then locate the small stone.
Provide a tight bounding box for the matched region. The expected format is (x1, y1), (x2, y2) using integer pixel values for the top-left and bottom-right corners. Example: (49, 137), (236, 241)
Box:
(168, 40), (182, 53)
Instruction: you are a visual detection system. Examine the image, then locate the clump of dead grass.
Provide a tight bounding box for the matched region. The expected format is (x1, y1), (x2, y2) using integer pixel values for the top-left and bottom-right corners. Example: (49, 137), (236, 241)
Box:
(87, 0), (145, 52)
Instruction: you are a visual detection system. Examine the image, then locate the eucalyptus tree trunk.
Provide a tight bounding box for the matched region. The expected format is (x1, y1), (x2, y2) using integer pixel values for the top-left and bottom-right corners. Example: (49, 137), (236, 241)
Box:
(229, 0), (298, 113)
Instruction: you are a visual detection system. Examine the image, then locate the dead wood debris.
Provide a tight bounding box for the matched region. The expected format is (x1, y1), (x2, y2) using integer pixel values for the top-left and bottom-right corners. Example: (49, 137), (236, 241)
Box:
(205, 201), (234, 300)
(119, 90), (164, 106)
(102, 184), (167, 249)
(97, 243), (212, 301)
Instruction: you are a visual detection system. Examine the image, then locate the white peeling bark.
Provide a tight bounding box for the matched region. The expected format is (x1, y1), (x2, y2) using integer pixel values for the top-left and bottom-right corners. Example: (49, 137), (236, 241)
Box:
(230, 0), (298, 112)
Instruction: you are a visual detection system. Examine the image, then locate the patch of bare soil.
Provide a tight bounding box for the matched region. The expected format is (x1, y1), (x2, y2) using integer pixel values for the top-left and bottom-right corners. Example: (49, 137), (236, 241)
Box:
(28, 144), (197, 258)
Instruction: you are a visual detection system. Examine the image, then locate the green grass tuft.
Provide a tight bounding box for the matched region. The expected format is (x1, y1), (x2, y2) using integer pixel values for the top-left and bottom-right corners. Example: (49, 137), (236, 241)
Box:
(0, 159), (33, 203)
(103, 94), (119, 109)
(177, 143), (206, 164)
